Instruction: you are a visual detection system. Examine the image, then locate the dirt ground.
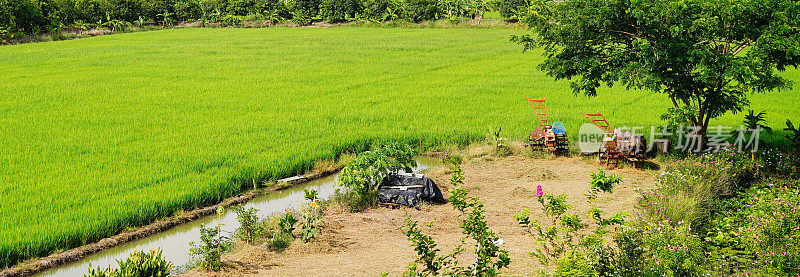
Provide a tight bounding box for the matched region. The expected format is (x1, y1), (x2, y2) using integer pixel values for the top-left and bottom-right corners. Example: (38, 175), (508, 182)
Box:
(183, 146), (657, 276)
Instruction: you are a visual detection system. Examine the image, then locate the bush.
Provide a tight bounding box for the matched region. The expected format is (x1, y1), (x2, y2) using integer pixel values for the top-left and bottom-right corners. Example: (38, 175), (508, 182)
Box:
(109, 0), (147, 22)
(495, 0), (525, 19)
(515, 169), (625, 276)
(554, 251), (597, 277)
(85, 249), (173, 277)
(337, 143), (416, 211)
(174, 0), (201, 20)
(643, 147), (760, 232)
(401, 0), (439, 22)
(2, 0), (59, 34)
(319, 0), (361, 23)
(402, 155), (510, 276)
(234, 207), (265, 244)
(74, 0), (113, 23)
(706, 186), (800, 275)
(361, 0), (397, 21)
(290, 0), (321, 23)
(188, 207), (232, 272)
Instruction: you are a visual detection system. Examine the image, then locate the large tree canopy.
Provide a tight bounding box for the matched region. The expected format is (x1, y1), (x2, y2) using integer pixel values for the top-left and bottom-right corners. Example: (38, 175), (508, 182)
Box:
(515, 0), (800, 139)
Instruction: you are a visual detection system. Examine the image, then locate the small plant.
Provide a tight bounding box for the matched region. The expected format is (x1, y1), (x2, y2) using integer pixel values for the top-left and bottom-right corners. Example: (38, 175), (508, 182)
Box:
(298, 189), (325, 242)
(785, 119), (800, 153)
(303, 188), (319, 201)
(85, 249), (173, 277)
(586, 168), (622, 200)
(298, 202), (324, 242)
(515, 170), (625, 275)
(234, 207), (264, 244)
(277, 210), (299, 235)
(402, 154), (510, 276)
(188, 206), (231, 271)
(489, 127), (511, 157)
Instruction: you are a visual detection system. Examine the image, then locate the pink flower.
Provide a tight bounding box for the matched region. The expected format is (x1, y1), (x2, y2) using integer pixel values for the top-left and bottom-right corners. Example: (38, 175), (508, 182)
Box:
(536, 185), (543, 197)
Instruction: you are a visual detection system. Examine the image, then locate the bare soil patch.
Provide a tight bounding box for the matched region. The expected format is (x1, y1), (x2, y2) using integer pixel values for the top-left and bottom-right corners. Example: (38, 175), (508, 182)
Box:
(183, 149), (656, 276)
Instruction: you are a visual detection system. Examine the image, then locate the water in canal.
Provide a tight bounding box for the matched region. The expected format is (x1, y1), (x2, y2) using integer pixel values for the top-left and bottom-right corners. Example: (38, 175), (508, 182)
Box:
(38, 157), (439, 276)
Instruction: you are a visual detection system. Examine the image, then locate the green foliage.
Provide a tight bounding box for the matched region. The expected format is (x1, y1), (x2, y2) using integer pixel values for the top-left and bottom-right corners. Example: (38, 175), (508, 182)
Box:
(785, 120), (800, 153)
(515, 171), (624, 275)
(234, 206), (265, 244)
(290, 0), (321, 23)
(645, 147), (760, 232)
(338, 143), (416, 211)
(189, 207), (231, 271)
(742, 110), (773, 134)
(553, 251), (597, 277)
(319, 0), (362, 23)
(361, 0), (398, 22)
(586, 169), (621, 200)
(705, 186), (800, 275)
(514, 0), (800, 145)
(174, 0), (202, 20)
(189, 225), (232, 271)
(298, 201), (324, 242)
(494, 0), (525, 20)
(402, 0), (440, 22)
(403, 157), (510, 276)
(488, 127), (511, 157)
(85, 249), (173, 277)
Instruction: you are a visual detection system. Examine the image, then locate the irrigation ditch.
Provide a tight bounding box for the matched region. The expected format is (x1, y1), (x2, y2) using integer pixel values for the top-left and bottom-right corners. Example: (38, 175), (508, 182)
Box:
(1, 157), (439, 277)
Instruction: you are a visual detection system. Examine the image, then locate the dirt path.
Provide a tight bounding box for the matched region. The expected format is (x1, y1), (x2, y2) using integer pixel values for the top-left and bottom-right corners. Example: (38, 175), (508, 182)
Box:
(184, 148), (656, 276)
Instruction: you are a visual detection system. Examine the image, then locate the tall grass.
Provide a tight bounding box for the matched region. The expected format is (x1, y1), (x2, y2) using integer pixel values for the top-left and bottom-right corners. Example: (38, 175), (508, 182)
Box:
(0, 27), (798, 268)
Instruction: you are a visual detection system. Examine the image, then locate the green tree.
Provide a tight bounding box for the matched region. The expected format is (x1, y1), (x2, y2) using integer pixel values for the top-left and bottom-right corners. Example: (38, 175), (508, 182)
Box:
(514, 0), (800, 149)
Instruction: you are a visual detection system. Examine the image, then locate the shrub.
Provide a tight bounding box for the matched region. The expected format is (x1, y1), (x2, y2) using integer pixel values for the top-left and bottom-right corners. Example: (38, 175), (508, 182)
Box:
(337, 143), (416, 211)
(2, 0), (59, 34)
(706, 186), (800, 275)
(319, 0), (362, 23)
(290, 0), (321, 23)
(361, 0), (398, 21)
(643, 147), (760, 232)
(553, 251), (597, 277)
(268, 231), (293, 250)
(173, 0), (201, 20)
(109, 0), (147, 22)
(188, 207), (232, 271)
(402, 155), (510, 276)
(495, 0), (525, 19)
(514, 169), (625, 275)
(401, 0), (439, 22)
(74, 0), (113, 23)
(234, 207), (265, 244)
(85, 249), (173, 277)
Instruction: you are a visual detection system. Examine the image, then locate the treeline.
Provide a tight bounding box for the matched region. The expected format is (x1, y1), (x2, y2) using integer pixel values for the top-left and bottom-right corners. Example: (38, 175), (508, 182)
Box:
(0, 0), (530, 38)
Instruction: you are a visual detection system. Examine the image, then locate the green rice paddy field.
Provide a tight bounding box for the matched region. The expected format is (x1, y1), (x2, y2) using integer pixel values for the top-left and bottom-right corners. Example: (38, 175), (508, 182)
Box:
(1, 27), (799, 267)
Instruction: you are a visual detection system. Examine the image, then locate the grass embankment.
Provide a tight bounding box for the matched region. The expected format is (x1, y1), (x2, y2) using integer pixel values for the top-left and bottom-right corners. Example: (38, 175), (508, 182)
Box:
(0, 27), (798, 267)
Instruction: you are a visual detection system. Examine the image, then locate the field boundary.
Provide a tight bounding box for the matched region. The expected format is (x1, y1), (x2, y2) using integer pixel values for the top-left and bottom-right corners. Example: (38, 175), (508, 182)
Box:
(0, 168), (341, 277)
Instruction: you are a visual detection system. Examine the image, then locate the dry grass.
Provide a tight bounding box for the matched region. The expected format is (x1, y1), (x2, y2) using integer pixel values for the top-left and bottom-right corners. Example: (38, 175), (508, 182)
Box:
(183, 148), (656, 276)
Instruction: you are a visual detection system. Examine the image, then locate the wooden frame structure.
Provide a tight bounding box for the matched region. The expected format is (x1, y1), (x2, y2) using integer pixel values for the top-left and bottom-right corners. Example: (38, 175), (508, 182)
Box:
(580, 111), (647, 168)
(526, 97), (568, 152)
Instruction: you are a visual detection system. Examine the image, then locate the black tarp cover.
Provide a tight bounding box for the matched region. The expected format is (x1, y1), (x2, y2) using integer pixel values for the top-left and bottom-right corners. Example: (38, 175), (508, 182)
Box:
(377, 173), (446, 208)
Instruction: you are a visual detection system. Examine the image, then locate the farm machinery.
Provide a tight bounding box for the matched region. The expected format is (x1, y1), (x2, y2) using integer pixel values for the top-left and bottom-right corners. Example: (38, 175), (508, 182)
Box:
(581, 112), (648, 168)
(526, 98), (569, 152)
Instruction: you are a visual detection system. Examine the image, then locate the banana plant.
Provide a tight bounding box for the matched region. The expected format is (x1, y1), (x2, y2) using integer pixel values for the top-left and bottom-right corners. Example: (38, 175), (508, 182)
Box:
(157, 11), (174, 27)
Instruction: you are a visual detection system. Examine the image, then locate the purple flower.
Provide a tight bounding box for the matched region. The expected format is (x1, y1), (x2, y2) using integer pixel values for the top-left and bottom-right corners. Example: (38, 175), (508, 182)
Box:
(536, 184), (543, 197)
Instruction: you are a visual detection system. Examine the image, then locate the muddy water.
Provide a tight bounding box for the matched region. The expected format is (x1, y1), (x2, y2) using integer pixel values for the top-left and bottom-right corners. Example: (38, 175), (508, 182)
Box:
(37, 157), (439, 276)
